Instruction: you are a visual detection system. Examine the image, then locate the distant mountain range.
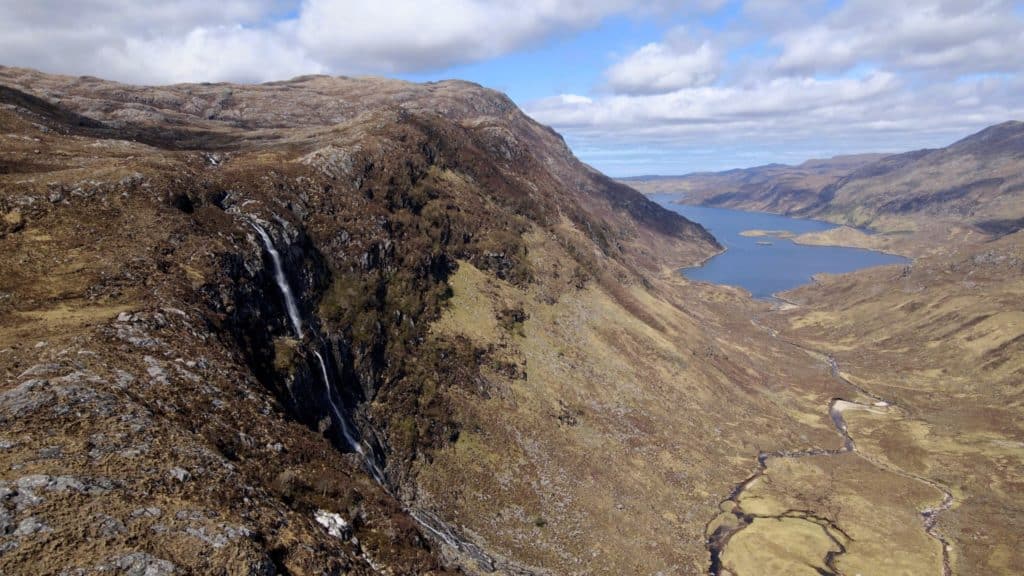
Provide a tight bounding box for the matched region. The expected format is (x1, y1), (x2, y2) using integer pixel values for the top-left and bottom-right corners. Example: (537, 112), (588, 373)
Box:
(624, 121), (1024, 235)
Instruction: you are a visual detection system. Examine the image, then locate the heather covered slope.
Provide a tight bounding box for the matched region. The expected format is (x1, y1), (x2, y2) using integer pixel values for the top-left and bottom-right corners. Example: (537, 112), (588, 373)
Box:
(623, 153), (887, 215)
(3, 67), (1019, 576)
(0, 67), (739, 574)
(803, 121), (1024, 231)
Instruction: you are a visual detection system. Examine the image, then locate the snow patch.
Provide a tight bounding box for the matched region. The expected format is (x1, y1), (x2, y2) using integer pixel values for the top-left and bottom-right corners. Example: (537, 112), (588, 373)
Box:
(314, 509), (350, 539)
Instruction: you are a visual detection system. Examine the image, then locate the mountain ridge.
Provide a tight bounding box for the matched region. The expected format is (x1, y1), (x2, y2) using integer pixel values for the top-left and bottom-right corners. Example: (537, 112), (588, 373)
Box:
(623, 121), (1024, 237)
(0, 66), (728, 575)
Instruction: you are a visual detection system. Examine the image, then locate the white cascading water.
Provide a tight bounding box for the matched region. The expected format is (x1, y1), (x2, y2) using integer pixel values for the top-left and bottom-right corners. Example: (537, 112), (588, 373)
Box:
(248, 221), (500, 565)
(248, 222), (503, 565)
(252, 220), (383, 482)
(251, 222), (304, 339)
(314, 351), (386, 485)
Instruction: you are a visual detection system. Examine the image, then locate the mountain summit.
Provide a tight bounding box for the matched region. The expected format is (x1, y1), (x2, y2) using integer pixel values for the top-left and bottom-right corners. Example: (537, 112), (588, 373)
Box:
(0, 67), (722, 574)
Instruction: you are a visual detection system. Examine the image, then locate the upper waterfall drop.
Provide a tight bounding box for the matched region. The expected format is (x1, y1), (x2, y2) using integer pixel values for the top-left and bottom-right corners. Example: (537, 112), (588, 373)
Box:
(251, 222), (304, 339)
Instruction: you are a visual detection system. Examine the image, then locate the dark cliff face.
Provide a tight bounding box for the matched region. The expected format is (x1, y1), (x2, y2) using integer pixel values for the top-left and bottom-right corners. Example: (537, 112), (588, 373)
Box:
(0, 67), (720, 574)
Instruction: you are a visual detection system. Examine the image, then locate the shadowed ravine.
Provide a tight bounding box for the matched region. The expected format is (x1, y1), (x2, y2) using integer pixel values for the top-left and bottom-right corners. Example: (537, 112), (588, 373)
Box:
(706, 317), (955, 576)
(258, 212), (953, 575)
(253, 218), (539, 575)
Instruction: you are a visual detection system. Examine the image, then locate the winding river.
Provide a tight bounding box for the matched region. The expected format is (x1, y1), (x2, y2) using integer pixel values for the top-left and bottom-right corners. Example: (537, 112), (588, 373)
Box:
(706, 318), (955, 575)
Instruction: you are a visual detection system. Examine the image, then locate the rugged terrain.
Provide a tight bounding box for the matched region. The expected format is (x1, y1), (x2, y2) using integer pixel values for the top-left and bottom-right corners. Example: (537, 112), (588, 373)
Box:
(1, 66), (1021, 576)
(0, 66), (724, 574)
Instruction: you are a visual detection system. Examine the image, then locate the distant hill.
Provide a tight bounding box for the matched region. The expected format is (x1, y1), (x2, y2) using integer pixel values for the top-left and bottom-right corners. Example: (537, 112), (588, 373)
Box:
(625, 122), (1024, 234)
(622, 154), (888, 215)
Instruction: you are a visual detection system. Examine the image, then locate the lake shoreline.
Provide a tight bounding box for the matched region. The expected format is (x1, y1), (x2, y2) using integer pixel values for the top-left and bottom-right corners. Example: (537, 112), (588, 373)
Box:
(654, 195), (909, 299)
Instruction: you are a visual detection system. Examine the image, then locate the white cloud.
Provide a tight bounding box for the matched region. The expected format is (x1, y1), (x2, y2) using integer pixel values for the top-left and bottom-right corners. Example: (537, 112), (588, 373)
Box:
(0, 0), (298, 83)
(559, 94), (595, 104)
(1, 0), (280, 32)
(773, 0), (1024, 74)
(0, 0), (717, 83)
(527, 69), (1024, 174)
(531, 72), (901, 129)
(99, 25), (325, 85)
(519, 0), (1024, 174)
(606, 38), (719, 94)
(294, 0), (631, 73)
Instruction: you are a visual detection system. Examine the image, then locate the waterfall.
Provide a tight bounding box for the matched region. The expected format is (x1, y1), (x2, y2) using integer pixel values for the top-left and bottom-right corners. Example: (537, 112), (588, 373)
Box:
(313, 351), (361, 453)
(313, 350), (386, 485)
(251, 222), (304, 339)
(246, 223), (517, 571)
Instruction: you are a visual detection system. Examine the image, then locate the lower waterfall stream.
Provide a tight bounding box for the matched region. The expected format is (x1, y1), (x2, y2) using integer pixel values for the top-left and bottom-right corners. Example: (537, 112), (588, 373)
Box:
(312, 350), (387, 485)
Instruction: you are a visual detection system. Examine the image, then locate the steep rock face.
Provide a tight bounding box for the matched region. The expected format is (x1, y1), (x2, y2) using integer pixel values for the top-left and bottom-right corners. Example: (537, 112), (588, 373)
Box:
(0, 67), (720, 574)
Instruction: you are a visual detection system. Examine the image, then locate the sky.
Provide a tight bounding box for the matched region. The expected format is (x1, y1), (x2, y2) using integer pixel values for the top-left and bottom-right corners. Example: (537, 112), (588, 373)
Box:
(2, 1), (1022, 175)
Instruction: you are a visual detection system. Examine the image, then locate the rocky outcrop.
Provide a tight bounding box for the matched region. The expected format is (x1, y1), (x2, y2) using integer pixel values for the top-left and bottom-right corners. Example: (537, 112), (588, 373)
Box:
(0, 66), (719, 574)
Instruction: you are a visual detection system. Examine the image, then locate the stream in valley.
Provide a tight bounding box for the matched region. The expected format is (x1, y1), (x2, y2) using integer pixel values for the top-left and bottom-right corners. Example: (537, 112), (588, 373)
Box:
(639, 201), (950, 573)
(706, 318), (955, 576)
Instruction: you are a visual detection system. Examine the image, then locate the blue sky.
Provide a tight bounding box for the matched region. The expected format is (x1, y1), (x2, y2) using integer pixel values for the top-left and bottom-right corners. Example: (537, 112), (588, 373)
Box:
(2, 0), (1023, 175)
(398, 14), (672, 102)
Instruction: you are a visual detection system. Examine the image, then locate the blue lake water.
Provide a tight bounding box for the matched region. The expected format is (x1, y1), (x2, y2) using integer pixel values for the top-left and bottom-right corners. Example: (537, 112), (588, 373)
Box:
(652, 195), (909, 299)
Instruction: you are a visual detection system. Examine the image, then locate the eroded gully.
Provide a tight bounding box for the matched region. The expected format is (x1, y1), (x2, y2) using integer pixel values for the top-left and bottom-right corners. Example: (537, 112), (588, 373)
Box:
(252, 219), (537, 575)
(705, 317), (955, 576)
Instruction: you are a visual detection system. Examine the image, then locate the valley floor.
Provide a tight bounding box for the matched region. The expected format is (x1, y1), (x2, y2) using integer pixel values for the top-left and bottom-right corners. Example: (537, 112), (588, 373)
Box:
(410, 227), (1023, 575)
